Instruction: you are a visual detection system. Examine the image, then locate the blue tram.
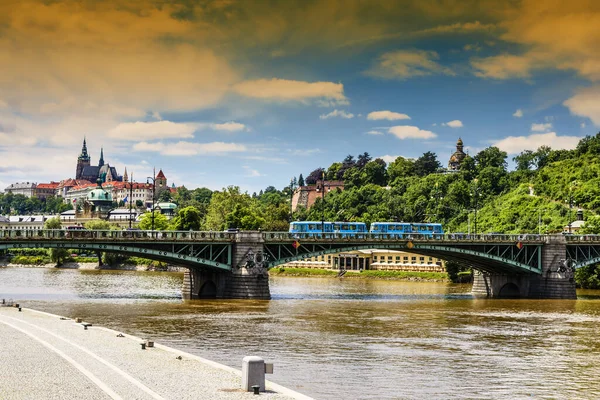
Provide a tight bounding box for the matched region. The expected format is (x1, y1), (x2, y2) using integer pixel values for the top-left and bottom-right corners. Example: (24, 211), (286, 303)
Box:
(369, 222), (443, 236)
(289, 221), (367, 237)
(289, 221), (443, 237)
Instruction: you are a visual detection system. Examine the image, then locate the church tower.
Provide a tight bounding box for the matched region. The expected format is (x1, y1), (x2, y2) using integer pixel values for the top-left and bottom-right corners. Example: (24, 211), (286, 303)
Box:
(123, 167), (128, 182)
(98, 148), (105, 167)
(76, 138), (91, 180)
(448, 137), (466, 171)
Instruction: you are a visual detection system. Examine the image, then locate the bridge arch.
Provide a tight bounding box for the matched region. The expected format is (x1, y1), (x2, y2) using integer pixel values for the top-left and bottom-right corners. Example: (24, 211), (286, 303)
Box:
(266, 243), (542, 275)
(498, 282), (521, 298)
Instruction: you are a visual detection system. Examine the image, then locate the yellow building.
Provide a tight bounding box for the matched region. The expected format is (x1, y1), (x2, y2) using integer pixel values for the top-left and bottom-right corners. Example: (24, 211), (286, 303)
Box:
(284, 249), (445, 272)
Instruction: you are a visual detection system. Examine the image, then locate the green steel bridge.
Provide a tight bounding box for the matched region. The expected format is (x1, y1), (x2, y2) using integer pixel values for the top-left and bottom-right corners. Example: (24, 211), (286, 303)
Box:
(1, 229), (599, 298)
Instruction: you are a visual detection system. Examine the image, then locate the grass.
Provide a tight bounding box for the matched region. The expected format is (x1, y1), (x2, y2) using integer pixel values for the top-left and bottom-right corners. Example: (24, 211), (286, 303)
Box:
(270, 267), (448, 281)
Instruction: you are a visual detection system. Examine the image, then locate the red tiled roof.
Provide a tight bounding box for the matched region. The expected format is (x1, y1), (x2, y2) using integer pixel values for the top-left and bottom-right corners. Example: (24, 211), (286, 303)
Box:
(37, 182), (60, 189)
(156, 169), (166, 179)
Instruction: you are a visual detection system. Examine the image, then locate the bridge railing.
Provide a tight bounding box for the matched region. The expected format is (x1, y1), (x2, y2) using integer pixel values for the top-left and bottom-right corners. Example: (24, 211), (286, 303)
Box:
(564, 234), (600, 243)
(262, 232), (546, 242)
(0, 229), (237, 241)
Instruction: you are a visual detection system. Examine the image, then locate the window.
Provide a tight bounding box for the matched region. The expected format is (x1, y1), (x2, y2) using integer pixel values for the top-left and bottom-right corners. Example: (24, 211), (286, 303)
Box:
(419, 257), (425, 261)
(403, 256), (408, 261)
(387, 256), (392, 261)
(395, 256), (400, 261)
(411, 256), (416, 261)
(373, 256), (377, 261)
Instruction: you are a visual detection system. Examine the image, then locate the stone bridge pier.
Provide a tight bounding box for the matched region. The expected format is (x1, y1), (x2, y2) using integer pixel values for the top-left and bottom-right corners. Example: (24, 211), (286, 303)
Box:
(472, 235), (577, 299)
(182, 232), (271, 300)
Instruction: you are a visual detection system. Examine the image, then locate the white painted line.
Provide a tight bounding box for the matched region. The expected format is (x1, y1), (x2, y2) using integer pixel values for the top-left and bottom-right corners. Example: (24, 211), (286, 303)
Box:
(2, 314), (165, 400)
(0, 316), (123, 400)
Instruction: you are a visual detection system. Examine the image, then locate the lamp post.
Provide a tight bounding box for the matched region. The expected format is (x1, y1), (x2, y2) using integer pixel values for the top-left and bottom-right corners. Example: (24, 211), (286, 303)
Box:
(146, 167), (156, 231)
(320, 171), (325, 233)
(471, 179), (480, 235)
(128, 173), (134, 229)
(289, 178), (296, 222)
(566, 181), (576, 234)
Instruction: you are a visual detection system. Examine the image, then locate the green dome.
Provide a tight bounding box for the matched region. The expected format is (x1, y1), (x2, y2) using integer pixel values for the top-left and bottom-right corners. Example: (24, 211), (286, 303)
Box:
(87, 188), (112, 202)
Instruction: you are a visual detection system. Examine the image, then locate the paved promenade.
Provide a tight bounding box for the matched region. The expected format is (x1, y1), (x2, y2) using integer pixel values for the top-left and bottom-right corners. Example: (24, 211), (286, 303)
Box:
(0, 306), (312, 400)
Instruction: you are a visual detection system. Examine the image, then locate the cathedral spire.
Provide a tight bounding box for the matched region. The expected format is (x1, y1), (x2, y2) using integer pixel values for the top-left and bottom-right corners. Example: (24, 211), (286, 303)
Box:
(78, 137), (90, 161)
(123, 167), (128, 182)
(98, 147), (104, 167)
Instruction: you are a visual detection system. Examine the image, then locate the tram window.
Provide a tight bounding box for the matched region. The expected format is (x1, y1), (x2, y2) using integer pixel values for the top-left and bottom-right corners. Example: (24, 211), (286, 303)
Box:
(309, 224), (316, 230)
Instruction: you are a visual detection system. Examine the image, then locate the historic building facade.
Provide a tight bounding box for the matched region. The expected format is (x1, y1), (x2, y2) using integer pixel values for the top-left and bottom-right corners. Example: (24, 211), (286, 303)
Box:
(291, 179), (344, 212)
(75, 138), (122, 183)
(447, 137), (467, 171)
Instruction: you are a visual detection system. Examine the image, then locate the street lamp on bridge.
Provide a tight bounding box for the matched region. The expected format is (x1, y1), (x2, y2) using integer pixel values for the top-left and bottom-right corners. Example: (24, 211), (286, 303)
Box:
(146, 167), (157, 231)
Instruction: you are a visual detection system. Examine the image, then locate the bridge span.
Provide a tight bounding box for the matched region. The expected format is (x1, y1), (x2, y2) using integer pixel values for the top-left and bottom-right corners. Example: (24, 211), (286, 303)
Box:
(2, 229), (600, 299)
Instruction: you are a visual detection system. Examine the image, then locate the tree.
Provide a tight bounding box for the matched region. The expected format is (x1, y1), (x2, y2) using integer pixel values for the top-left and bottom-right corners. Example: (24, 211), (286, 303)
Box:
(138, 212), (169, 230)
(414, 152), (441, 177)
(158, 190), (172, 202)
(44, 217), (62, 229)
(297, 174), (305, 187)
(135, 200), (144, 208)
(362, 158), (388, 186)
(169, 206), (203, 231)
(204, 186), (255, 231)
(387, 156), (415, 183)
(356, 152), (372, 168)
(305, 168), (325, 185)
(474, 146), (507, 171)
(84, 220), (117, 230)
(514, 150), (535, 171)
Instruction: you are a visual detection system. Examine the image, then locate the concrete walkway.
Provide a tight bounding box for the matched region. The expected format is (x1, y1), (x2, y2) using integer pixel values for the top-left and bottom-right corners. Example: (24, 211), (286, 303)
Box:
(0, 305), (312, 400)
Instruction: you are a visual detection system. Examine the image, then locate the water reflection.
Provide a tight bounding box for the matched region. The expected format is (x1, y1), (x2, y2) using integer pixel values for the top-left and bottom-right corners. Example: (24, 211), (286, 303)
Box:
(2, 269), (600, 399)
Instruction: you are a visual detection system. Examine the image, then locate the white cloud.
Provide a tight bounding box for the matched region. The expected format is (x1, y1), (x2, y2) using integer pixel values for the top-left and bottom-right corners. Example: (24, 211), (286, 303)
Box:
(513, 109), (523, 117)
(581, 122), (586, 128)
(367, 111), (411, 121)
(493, 132), (581, 155)
(133, 141), (247, 156)
(151, 111), (163, 121)
(232, 78), (348, 105)
(243, 166), (263, 177)
(366, 130), (384, 135)
(366, 49), (455, 79)
(564, 85), (600, 126)
(442, 120), (463, 128)
(531, 123), (552, 132)
(107, 121), (197, 141)
(379, 155), (401, 164)
(212, 122), (247, 132)
(388, 126), (437, 140)
(319, 109), (355, 119)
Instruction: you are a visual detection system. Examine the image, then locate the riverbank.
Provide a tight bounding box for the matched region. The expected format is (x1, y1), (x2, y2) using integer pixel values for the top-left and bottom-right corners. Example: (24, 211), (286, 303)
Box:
(0, 305), (311, 399)
(0, 259), (185, 272)
(269, 267), (449, 281)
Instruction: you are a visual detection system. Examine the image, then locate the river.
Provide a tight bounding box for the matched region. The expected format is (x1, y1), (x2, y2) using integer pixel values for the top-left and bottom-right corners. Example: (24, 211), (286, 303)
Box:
(2, 266), (600, 399)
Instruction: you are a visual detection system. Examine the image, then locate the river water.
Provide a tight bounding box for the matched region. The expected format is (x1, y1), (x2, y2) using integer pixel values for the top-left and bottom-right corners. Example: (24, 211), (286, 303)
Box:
(2, 267), (600, 399)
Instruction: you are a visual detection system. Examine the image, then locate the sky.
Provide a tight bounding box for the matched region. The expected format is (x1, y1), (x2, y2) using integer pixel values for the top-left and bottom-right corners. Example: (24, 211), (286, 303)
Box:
(1, 0), (599, 194)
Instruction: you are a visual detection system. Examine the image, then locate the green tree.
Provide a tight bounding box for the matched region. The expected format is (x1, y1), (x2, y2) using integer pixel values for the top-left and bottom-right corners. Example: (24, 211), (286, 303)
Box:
(414, 152), (441, 177)
(474, 146), (507, 171)
(138, 212), (169, 230)
(44, 217), (62, 229)
(158, 190), (172, 202)
(204, 186), (256, 231)
(169, 206), (202, 231)
(297, 174), (305, 186)
(387, 156), (415, 184)
(84, 220), (118, 230)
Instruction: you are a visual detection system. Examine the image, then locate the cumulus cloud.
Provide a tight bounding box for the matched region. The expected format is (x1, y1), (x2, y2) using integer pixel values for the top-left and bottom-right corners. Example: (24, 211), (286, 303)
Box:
(531, 123), (552, 132)
(563, 86), (600, 126)
(232, 78), (348, 105)
(366, 49), (455, 79)
(388, 126), (437, 140)
(471, 53), (536, 79)
(133, 141), (247, 156)
(212, 122), (247, 132)
(367, 111), (411, 121)
(443, 120), (463, 128)
(493, 132), (581, 154)
(513, 109), (523, 117)
(0, 2), (237, 116)
(319, 110), (354, 119)
(366, 130), (384, 135)
(107, 121), (197, 141)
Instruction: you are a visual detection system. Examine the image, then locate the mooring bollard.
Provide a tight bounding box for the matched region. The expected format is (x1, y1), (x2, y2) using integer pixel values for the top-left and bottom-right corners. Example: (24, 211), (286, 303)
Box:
(140, 343), (146, 350)
(242, 356), (266, 393)
(14, 303), (19, 309)
(18, 307), (21, 312)
(252, 385), (260, 395)
(146, 340), (154, 348)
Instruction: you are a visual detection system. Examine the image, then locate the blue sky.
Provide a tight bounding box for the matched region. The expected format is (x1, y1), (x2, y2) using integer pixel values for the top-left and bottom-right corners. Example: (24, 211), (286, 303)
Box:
(0, 0), (597, 193)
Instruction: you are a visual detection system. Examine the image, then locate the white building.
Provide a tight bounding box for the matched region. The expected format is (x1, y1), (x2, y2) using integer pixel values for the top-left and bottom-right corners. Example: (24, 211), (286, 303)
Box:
(4, 182), (37, 198)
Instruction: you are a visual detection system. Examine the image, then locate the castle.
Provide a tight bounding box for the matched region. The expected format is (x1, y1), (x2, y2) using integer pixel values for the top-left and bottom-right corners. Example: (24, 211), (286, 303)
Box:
(75, 138), (122, 183)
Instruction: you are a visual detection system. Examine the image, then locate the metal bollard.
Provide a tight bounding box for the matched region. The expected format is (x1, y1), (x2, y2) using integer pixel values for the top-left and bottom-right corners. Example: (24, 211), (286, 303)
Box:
(252, 385), (260, 395)
(14, 303), (19, 308)
(140, 343), (146, 350)
(146, 340), (154, 348)
(242, 356), (265, 393)
(18, 307), (21, 312)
